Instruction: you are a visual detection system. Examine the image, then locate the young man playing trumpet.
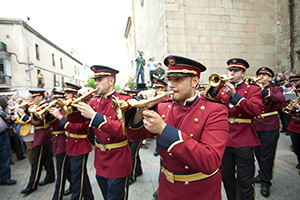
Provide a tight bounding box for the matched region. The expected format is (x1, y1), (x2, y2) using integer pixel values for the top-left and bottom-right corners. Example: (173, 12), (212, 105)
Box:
(73, 66), (132, 200)
(126, 55), (229, 200)
(49, 82), (94, 200)
(252, 67), (285, 197)
(208, 58), (263, 200)
(17, 90), (55, 195)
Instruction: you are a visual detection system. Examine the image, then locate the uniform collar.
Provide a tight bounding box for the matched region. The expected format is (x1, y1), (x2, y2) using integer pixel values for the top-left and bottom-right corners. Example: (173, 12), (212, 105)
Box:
(234, 80), (244, 87)
(174, 94), (198, 106)
(103, 90), (116, 99)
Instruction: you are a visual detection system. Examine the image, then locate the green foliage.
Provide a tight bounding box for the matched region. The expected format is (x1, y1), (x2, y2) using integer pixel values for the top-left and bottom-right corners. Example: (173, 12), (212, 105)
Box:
(85, 76), (96, 89)
(114, 84), (120, 90)
(127, 76), (135, 89)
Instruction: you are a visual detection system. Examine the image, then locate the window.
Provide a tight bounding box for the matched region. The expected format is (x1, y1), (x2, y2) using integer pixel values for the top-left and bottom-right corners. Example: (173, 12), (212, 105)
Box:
(0, 53), (11, 85)
(52, 53), (55, 66)
(60, 58), (63, 69)
(53, 74), (58, 86)
(35, 44), (40, 60)
(61, 76), (64, 86)
(77, 66), (80, 76)
(74, 65), (77, 75)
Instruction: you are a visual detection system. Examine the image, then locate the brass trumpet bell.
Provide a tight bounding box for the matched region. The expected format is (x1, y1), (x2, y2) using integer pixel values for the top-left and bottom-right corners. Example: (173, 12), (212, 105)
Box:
(244, 76), (262, 84)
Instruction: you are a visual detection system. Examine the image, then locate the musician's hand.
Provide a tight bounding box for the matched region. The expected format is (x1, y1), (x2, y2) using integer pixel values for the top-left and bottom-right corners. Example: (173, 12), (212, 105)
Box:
(224, 81), (236, 97)
(49, 107), (63, 120)
(142, 110), (166, 135)
(138, 89), (161, 109)
(73, 102), (96, 119)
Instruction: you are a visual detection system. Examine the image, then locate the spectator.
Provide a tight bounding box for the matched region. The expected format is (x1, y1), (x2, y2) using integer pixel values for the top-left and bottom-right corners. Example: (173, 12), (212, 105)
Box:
(135, 51), (146, 89)
(0, 96), (17, 185)
(147, 57), (157, 86)
(153, 63), (165, 81)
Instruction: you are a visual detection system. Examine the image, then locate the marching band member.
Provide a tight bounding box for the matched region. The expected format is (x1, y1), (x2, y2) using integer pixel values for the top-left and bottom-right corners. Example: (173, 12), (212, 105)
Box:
(127, 55), (229, 200)
(73, 66), (132, 200)
(48, 90), (72, 199)
(253, 67), (285, 197)
(18, 90), (55, 195)
(208, 58), (263, 200)
(286, 74), (300, 175)
(50, 83), (94, 200)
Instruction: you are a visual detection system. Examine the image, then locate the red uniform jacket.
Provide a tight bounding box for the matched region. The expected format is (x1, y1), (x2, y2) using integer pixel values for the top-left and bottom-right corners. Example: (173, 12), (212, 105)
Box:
(49, 110), (66, 155)
(89, 91), (132, 178)
(213, 81), (263, 148)
(59, 109), (92, 157)
(127, 95), (228, 200)
(253, 85), (285, 131)
(287, 89), (300, 134)
(21, 101), (51, 147)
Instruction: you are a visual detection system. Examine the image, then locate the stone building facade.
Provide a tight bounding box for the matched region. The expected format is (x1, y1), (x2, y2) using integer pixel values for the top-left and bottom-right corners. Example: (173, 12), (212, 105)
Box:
(0, 18), (91, 96)
(125, 0), (299, 85)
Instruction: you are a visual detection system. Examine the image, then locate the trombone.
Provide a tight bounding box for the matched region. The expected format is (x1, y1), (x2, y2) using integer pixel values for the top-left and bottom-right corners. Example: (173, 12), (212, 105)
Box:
(282, 96), (300, 114)
(204, 73), (234, 94)
(34, 100), (59, 119)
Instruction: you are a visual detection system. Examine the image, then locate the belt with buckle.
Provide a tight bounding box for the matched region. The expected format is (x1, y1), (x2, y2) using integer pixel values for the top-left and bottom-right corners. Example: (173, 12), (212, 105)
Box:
(34, 124), (49, 130)
(256, 111), (278, 119)
(65, 132), (88, 139)
(161, 166), (219, 184)
(94, 140), (128, 152)
(52, 130), (65, 135)
(292, 116), (300, 120)
(228, 118), (252, 124)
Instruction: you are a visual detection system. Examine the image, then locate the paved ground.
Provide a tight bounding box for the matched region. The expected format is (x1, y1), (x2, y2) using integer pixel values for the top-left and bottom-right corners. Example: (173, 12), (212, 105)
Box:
(1, 132), (300, 200)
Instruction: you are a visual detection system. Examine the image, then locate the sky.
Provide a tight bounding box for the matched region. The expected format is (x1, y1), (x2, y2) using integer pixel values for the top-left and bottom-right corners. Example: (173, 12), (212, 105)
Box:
(1, 0), (132, 84)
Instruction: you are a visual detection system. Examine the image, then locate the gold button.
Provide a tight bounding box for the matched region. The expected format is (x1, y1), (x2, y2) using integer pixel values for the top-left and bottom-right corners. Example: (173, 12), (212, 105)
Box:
(162, 115), (166, 119)
(109, 116), (112, 119)
(75, 140), (77, 142)
(239, 114), (241, 117)
(93, 107), (95, 109)
(169, 153), (172, 156)
(245, 91), (247, 94)
(189, 134), (194, 138)
(95, 135), (97, 138)
(247, 85), (250, 88)
(66, 139), (68, 142)
(99, 129), (101, 131)
(184, 181), (189, 185)
(200, 106), (205, 110)
(221, 92), (224, 95)
(194, 118), (198, 123)
(168, 105), (171, 108)
(97, 99), (100, 102)
(184, 165), (189, 169)
(107, 138), (110, 141)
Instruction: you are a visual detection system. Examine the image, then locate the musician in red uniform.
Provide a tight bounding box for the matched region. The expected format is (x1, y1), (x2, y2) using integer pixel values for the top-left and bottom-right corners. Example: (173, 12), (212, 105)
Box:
(127, 55), (229, 200)
(286, 74), (300, 175)
(50, 83), (94, 200)
(252, 67), (285, 197)
(74, 66), (132, 200)
(208, 58), (263, 200)
(19, 90), (55, 195)
(48, 90), (72, 199)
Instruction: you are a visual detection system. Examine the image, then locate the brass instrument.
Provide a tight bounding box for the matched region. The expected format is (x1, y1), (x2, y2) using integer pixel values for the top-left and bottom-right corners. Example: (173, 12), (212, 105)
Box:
(34, 100), (58, 119)
(282, 96), (300, 114)
(112, 91), (174, 134)
(9, 102), (34, 111)
(244, 76), (262, 84)
(286, 84), (296, 93)
(204, 73), (234, 94)
(57, 88), (97, 114)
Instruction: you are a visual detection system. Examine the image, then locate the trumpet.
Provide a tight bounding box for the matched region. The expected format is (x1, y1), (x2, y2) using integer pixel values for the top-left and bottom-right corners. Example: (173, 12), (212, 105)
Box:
(34, 100), (58, 119)
(244, 76), (262, 84)
(286, 84), (296, 93)
(282, 96), (300, 114)
(204, 73), (234, 94)
(9, 102), (34, 111)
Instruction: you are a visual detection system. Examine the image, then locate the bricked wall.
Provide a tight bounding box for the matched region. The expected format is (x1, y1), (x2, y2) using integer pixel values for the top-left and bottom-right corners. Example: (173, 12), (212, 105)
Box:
(129, 0), (296, 85)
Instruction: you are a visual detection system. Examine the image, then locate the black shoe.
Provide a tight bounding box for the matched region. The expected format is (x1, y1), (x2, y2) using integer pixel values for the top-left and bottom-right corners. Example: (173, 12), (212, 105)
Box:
(38, 179), (55, 186)
(0, 179), (17, 185)
(153, 189), (158, 200)
(136, 171), (143, 177)
(128, 179), (136, 185)
(285, 132), (290, 136)
(18, 156), (26, 161)
(21, 187), (36, 194)
(254, 175), (261, 183)
(280, 129), (286, 133)
(296, 164), (300, 169)
(261, 186), (270, 197)
(153, 152), (160, 157)
(63, 188), (72, 196)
